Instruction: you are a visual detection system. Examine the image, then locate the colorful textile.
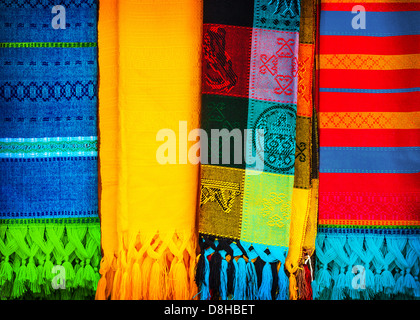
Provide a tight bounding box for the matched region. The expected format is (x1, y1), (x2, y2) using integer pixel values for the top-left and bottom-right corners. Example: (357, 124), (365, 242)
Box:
(0, 0), (101, 299)
(95, 0), (202, 300)
(196, 0), (302, 300)
(285, 0), (319, 300)
(314, 0), (420, 299)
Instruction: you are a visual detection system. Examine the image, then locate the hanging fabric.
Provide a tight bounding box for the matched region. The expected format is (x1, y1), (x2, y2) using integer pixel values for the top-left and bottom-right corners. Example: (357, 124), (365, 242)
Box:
(314, 0), (420, 300)
(95, 0), (203, 300)
(0, 0), (101, 299)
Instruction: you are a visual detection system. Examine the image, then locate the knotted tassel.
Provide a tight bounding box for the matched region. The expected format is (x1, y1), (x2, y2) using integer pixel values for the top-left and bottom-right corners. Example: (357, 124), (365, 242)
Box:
(12, 260), (27, 298)
(0, 256), (13, 285)
(141, 256), (153, 300)
(226, 255), (235, 296)
(374, 270), (383, 295)
(119, 270), (132, 300)
(258, 261), (273, 300)
(403, 269), (417, 296)
(209, 251), (222, 300)
(303, 264), (313, 300)
(296, 267), (309, 300)
(200, 254), (211, 300)
(194, 253), (205, 287)
(96, 274), (107, 300)
(169, 257), (189, 300)
(246, 260), (258, 300)
(233, 257), (247, 300)
(346, 267), (360, 300)
(331, 268), (346, 300)
(74, 260), (85, 289)
(62, 260), (75, 289)
(26, 257), (39, 293)
(149, 259), (167, 300)
(131, 261), (142, 300)
(95, 257), (110, 300)
(111, 265), (122, 300)
(277, 263), (289, 300)
(84, 260), (96, 288)
(288, 271), (298, 300)
(317, 264), (331, 290)
(381, 268), (395, 297)
(394, 270), (404, 295)
(220, 257), (228, 300)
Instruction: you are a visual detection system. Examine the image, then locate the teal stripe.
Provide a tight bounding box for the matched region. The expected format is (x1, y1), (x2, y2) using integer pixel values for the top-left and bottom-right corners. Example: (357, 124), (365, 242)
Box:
(0, 42), (97, 48)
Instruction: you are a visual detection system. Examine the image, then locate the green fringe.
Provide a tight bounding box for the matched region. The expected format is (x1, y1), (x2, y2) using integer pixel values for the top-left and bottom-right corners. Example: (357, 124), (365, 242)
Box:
(0, 219), (101, 300)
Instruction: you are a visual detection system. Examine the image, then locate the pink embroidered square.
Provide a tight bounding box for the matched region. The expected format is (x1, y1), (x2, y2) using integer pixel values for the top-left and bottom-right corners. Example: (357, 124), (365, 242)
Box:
(249, 28), (299, 104)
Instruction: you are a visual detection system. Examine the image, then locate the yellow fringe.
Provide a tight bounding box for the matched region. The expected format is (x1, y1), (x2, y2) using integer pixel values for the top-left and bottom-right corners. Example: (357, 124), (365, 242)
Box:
(95, 230), (197, 300)
(289, 272), (299, 300)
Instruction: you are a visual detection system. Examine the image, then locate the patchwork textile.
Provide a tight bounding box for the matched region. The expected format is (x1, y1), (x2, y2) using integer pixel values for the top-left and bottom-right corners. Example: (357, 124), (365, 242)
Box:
(95, 0), (202, 300)
(0, 0), (101, 299)
(196, 0), (303, 300)
(285, 0), (319, 300)
(314, 0), (420, 299)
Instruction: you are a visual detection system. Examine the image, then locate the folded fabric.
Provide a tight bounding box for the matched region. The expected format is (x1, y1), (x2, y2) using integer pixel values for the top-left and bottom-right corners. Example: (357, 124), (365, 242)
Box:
(314, 0), (420, 300)
(95, 0), (202, 300)
(285, 0), (319, 300)
(0, 0), (101, 299)
(196, 0), (303, 300)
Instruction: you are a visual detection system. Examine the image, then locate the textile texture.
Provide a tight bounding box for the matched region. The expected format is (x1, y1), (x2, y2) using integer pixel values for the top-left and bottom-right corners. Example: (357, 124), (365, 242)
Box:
(313, 0), (420, 300)
(0, 0), (101, 299)
(196, 0), (303, 300)
(95, 0), (202, 300)
(285, 0), (319, 300)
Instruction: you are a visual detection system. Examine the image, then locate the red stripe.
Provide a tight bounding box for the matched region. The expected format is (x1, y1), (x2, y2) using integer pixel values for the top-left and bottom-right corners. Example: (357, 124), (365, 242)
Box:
(318, 191), (420, 222)
(321, 3), (420, 12)
(319, 91), (420, 112)
(320, 69), (420, 90)
(319, 172), (420, 193)
(320, 129), (420, 147)
(320, 35), (420, 55)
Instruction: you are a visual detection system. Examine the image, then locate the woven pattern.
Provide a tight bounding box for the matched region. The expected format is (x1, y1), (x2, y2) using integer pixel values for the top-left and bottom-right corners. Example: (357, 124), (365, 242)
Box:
(314, 0), (420, 300)
(196, 0), (302, 300)
(0, 1), (100, 299)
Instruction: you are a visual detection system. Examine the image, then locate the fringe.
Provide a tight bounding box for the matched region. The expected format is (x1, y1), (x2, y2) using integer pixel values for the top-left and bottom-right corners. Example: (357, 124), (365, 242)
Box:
(313, 233), (420, 300)
(95, 229), (197, 300)
(288, 249), (315, 300)
(0, 222), (101, 300)
(195, 236), (290, 300)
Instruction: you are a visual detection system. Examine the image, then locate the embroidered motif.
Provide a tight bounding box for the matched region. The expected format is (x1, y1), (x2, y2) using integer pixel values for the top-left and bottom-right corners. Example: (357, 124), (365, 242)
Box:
(295, 142), (307, 162)
(320, 54), (420, 70)
(199, 165), (244, 240)
(200, 179), (241, 213)
(255, 0), (300, 32)
(250, 29), (299, 103)
(319, 112), (420, 129)
(241, 172), (294, 247)
(0, 81), (97, 102)
(268, 0), (300, 18)
(262, 192), (291, 228)
(0, 0), (97, 8)
(252, 104), (296, 173)
(297, 44), (314, 117)
(259, 38), (297, 96)
(203, 27), (238, 93)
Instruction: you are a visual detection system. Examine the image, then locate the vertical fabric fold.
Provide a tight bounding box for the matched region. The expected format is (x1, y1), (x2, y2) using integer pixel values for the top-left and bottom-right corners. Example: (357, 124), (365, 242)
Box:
(0, 0), (101, 299)
(96, 0), (202, 300)
(286, 0), (319, 300)
(196, 0), (302, 300)
(314, 0), (420, 300)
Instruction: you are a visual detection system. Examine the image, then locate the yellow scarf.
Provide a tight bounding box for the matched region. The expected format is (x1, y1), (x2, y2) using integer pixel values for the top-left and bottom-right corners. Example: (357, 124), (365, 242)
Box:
(96, 0), (202, 300)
